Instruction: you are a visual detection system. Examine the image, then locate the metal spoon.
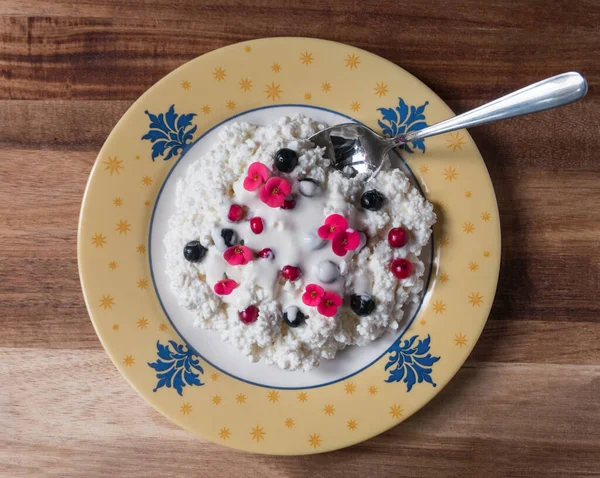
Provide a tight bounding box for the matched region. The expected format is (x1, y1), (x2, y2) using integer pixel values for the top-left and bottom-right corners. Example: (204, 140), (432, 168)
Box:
(309, 72), (587, 177)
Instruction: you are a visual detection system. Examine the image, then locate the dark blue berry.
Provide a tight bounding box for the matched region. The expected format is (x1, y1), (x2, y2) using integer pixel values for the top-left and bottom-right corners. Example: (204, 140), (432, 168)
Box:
(360, 190), (385, 211)
(283, 306), (306, 327)
(274, 148), (298, 173)
(221, 228), (237, 248)
(184, 241), (207, 262)
(350, 294), (375, 316)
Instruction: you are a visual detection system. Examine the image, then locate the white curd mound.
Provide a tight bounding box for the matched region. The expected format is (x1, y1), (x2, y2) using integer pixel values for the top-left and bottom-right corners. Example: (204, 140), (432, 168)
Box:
(164, 115), (436, 371)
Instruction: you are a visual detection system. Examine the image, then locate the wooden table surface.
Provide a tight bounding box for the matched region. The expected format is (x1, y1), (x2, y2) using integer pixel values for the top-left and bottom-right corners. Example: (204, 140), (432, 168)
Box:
(1, 1), (599, 476)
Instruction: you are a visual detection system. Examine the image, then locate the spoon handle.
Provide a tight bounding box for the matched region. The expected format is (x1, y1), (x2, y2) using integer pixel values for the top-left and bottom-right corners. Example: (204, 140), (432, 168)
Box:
(395, 72), (587, 146)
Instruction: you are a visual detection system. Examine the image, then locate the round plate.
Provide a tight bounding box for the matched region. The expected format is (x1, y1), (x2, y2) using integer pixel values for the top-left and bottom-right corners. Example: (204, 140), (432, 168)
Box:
(78, 37), (500, 455)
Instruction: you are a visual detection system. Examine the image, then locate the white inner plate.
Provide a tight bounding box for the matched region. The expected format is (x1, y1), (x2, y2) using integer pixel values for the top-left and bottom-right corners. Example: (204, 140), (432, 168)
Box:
(149, 105), (432, 389)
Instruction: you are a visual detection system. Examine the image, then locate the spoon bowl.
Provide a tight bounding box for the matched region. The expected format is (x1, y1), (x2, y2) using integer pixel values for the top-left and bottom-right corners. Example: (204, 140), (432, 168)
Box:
(309, 123), (392, 176)
(310, 72), (587, 178)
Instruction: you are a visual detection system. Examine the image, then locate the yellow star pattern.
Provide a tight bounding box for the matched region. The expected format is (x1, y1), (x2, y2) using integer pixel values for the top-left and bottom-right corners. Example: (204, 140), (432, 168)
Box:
(344, 53), (360, 70)
(321, 81), (331, 93)
(350, 101), (360, 112)
(142, 175), (152, 186)
(212, 395), (222, 406)
(374, 81), (388, 98)
(454, 332), (468, 348)
(219, 427), (231, 440)
(201, 104), (211, 115)
(308, 433), (322, 448)
(284, 418), (294, 429)
(91, 233), (107, 248)
(271, 62), (281, 73)
(323, 404), (335, 416)
(447, 132), (466, 152)
(468, 292), (484, 307)
(136, 244), (146, 254)
(389, 404), (404, 419)
(264, 82), (283, 101)
(432, 300), (446, 314)
(159, 322), (168, 331)
(481, 212), (491, 222)
(210, 372), (219, 381)
(463, 221), (475, 234)
(267, 390), (280, 403)
(297, 391), (308, 403)
(483, 250), (491, 258)
(344, 382), (356, 395)
(115, 220), (131, 235)
(300, 51), (314, 66)
(137, 279), (149, 290)
(439, 272), (449, 283)
(144, 200), (151, 207)
(103, 156), (123, 175)
(135, 155), (140, 160)
(239, 77), (253, 92)
(419, 318), (427, 326)
(226, 100), (236, 111)
(181, 80), (191, 91)
(236, 393), (246, 404)
(440, 236), (449, 247)
(123, 355), (135, 367)
(465, 190), (472, 199)
(98, 295), (115, 310)
(112, 324), (119, 331)
(443, 167), (458, 182)
(136, 317), (149, 329)
(347, 419), (358, 431)
(468, 261), (479, 272)
(244, 45), (252, 53)
(304, 92), (312, 101)
(113, 197), (123, 207)
(419, 164), (429, 175)
(368, 385), (377, 396)
(213, 67), (227, 81)
(250, 425), (265, 442)
(180, 402), (192, 415)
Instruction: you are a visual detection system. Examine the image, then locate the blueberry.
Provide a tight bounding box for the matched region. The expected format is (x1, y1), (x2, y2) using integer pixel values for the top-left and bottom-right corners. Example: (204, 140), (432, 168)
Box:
(221, 228), (237, 247)
(298, 178), (320, 197)
(211, 228), (239, 251)
(316, 260), (340, 283)
(274, 148), (298, 173)
(350, 294), (375, 316)
(304, 231), (326, 250)
(352, 231), (368, 255)
(184, 241), (207, 262)
(360, 190), (385, 211)
(283, 306), (307, 328)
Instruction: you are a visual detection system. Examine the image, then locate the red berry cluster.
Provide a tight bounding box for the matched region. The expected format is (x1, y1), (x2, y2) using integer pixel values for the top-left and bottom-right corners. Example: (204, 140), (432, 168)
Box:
(387, 226), (413, 279)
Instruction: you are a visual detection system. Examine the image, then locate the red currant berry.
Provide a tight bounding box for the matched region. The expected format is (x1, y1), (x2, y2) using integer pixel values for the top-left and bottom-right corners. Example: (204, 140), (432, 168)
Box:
(390, 258), (413, 279)
(258, 248), (274, 260)
(250, 217), (264, 234)
(281, 196), (296, 210)
(227, 204), (244, 222)
(388, 227), (408, 248)
(281, 265), (301, 282)
(238, 305), (259, 324)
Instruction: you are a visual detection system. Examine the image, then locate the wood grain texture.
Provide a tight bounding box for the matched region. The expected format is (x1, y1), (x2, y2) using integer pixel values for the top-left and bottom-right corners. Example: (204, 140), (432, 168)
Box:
(2, 349), (600, 477)
(1, 0), (599, 476)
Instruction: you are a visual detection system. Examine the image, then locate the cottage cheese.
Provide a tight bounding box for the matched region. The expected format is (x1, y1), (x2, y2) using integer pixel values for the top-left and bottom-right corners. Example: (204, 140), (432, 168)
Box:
(164, 115), (435, 371)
